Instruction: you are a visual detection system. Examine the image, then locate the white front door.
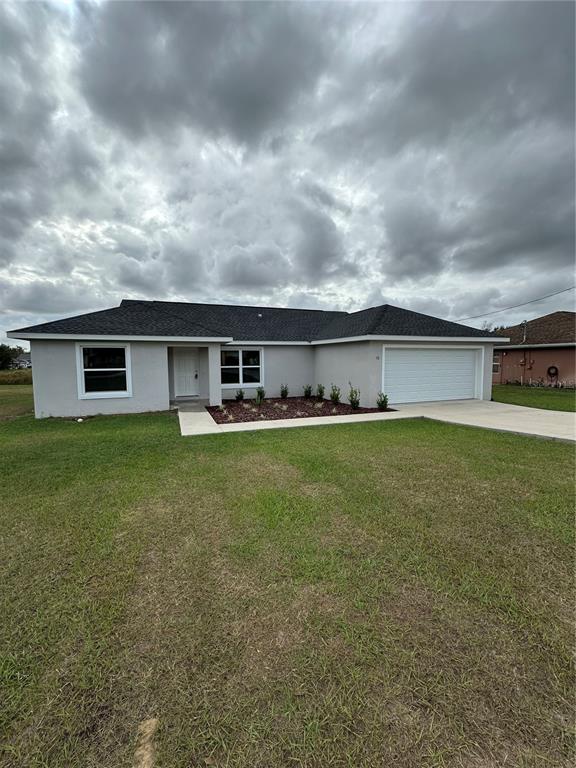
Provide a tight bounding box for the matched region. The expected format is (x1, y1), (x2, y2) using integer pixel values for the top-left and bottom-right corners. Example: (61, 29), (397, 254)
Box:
(174, 348), (199, 397)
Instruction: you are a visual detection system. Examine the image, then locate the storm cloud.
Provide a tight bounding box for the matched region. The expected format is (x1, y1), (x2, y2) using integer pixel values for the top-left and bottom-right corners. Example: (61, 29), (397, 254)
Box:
(1, 1), (574, 343)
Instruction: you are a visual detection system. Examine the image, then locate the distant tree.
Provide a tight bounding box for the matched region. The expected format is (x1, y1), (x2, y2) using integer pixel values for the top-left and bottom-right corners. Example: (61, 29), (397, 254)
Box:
(0, 344), (24, 370)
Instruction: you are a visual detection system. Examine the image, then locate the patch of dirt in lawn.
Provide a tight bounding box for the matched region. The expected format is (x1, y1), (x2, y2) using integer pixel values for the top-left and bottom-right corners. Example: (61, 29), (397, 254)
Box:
(207, 396), (393, 423)
(228, 452), (302, 487)
(227, 582), (349, 683)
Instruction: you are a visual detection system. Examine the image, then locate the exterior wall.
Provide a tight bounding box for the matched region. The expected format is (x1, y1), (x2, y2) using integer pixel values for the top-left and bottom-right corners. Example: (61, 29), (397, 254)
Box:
(222, 345), (315, 400)
(314, 340), (494, 407)
(313, 341), (380, 408)
(492, 346), (576, 387)
(198, 347), (209, 397)
(482, 344), (494, 400)
(29, 337), (497, 418)
(30, 340), (170, 418)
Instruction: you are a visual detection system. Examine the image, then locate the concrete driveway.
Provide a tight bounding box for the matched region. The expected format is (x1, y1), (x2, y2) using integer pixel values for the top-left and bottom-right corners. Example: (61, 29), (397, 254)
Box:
(178, 399), (575, 440)
(397, 400), (576, 441)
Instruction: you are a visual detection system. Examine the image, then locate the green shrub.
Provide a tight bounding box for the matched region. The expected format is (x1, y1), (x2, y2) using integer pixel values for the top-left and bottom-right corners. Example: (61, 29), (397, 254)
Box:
(280, 383), (289, 399)
(235, 389), (244, 401)
(330, 383), (341, 405)
(303, 385), (312, 398)
(376, 392), (389, 410)
(0, 369), (32, 385)
(348, 382), (360, 409)
(316, 383), (325, 400)
(255, 386), (266, 406)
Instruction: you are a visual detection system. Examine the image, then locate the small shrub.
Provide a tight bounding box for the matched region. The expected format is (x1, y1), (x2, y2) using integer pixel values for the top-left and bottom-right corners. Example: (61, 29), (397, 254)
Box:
(348, 382), (361, 409)
(255, 386), (266, 406)
(314, 401), (323, 409)
(280, 383), (289, 399)
(330, 383), (341, 405)
(235, 389), (244, 401)
(303, 384), (313, 398)
(376, 392), (389, 410)
(218, 405), (226, 413)
(316, 383), (325, 400)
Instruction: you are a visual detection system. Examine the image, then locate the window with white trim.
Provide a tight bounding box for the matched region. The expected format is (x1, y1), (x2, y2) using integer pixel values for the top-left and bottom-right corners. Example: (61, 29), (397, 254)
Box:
(492, 351), (501, 374)
(77, 344), (132, 399)
(220, 348), (262, 387)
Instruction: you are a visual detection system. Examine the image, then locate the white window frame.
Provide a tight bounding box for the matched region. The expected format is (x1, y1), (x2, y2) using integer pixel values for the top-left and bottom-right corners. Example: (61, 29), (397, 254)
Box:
(76, 342), (133, 400)
(220, 346), (264, 389)
(492, 351), (501, 374)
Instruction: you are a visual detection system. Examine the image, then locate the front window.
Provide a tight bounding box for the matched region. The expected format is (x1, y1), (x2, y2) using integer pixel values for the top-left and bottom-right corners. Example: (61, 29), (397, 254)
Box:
(492, 352), (501, 374)
(221, 348), (262, 387)
(77, 344), (132, 398)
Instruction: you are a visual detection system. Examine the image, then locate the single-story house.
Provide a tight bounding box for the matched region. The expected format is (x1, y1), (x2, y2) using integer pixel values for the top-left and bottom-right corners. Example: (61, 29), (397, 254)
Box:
(8, 300), (505, 419)
(492, 311), (575, 387)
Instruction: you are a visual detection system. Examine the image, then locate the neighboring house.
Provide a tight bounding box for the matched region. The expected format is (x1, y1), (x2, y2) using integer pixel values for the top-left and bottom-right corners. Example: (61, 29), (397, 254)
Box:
(8, 300), (504, 418)
(12, 351), (31, 369)
(492, 311), (576, 387)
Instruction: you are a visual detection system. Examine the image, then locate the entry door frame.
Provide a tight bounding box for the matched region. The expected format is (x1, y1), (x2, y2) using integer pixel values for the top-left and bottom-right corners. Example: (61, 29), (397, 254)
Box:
(381, 344), (485, 402)
(173, 347), (200, 397)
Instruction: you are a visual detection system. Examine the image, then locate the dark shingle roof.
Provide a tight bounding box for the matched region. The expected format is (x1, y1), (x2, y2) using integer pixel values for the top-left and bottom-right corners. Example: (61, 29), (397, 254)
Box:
(9, 299), (499, 341)
(8, 301), (228, 338)
(123, 300), (346, 342)
(495, 311), (575, 346)
(314, 304), (496, 340)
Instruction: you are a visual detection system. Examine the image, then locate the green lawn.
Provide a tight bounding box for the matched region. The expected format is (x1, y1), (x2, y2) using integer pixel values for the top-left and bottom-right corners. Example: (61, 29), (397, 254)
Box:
(0, 394), (574, 767)
(0, 384), (33, 419)
(493, 383), (576, 412)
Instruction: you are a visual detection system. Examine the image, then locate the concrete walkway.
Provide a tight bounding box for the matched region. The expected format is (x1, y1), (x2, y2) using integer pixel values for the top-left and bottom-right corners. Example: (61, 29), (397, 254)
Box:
(177, 399), (576, 441)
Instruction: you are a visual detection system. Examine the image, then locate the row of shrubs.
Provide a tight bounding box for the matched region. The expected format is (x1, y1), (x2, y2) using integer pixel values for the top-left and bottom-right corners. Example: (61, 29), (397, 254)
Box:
(234, 384), (389, 410)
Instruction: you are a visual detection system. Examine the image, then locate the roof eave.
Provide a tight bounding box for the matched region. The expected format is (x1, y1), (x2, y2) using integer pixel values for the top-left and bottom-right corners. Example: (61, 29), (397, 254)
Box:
(311, 334), (506, 345)
(494, 341), (574, 349)
(7, 332), (234, 343)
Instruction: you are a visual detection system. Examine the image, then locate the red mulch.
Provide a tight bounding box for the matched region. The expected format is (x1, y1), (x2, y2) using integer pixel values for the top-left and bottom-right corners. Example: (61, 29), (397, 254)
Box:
(206, 397), (394, 424)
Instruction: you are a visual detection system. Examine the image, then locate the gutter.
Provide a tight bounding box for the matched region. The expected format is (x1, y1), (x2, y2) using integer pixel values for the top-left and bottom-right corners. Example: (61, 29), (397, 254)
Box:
(494, 342), (575, 350)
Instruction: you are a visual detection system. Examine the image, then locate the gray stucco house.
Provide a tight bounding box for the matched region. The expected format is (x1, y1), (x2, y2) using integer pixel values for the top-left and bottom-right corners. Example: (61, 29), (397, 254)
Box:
(8, 300), (502, 418)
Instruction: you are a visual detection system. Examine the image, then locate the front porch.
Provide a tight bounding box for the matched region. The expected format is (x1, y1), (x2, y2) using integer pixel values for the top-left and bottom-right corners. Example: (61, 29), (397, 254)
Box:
(167, 344), (222, 406)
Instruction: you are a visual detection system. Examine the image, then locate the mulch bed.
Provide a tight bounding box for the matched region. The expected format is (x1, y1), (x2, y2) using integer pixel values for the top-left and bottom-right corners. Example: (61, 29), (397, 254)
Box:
(206, 396), (395, 424)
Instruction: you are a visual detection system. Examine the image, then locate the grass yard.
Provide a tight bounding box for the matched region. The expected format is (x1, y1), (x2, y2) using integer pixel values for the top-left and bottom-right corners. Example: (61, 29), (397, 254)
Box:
(0, 384), (33, 419)
(0, 394), (574, 767)
(493, 383), (576, 412)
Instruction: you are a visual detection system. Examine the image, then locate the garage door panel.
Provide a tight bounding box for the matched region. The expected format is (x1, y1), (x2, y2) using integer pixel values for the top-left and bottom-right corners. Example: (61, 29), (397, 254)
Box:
(384, 348), (478, 403)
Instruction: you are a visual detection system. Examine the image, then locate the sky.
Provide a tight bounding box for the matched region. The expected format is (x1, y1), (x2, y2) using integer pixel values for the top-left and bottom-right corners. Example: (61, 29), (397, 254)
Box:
(1, 0), (574, 346)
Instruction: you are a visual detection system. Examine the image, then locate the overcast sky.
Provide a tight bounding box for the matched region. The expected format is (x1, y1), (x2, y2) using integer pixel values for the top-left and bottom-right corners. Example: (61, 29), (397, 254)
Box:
(1, 0), (574, 345)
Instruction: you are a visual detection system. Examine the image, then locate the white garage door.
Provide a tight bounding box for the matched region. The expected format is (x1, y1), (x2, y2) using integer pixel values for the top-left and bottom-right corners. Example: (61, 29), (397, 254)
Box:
(383, 348), (479, 404)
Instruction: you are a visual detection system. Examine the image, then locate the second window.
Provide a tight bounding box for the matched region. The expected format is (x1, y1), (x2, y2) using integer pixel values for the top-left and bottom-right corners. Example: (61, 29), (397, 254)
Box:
(221, 348), (262, 386)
